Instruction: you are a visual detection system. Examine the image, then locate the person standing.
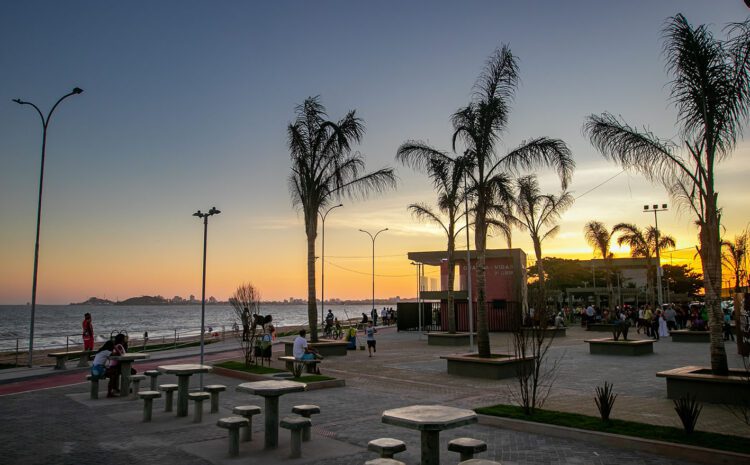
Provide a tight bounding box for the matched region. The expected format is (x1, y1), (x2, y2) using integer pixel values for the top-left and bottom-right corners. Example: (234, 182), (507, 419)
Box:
(241, 307), (250, 342)
(371, 308), (378, 326)
(82, 313), (94, 351)
(366, 321), (377, 357)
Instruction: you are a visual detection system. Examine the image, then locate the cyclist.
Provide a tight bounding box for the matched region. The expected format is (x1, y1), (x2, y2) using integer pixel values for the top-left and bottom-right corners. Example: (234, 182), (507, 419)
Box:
(324, 309), (335, 336)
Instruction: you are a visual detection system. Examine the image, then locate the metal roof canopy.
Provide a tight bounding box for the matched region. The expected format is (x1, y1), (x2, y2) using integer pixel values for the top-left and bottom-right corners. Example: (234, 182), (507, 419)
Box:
(407, 249), (522, 266)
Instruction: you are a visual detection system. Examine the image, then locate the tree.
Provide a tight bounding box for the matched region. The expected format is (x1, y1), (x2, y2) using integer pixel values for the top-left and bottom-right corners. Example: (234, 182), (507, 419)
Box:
(583, 221), (615, 308)
(397, 146), (467, 333)
(510, 175), (573, 321)
(288, 97), (396, 342)
(451, 45), (574, 357)
(722, 229), (749, 291)
(584, 15), (750, 374)
(527, 257), (592, 293)
(662, 264), (703, 297)
(228, 283), (262, 366)
(613, 223), (676, 304)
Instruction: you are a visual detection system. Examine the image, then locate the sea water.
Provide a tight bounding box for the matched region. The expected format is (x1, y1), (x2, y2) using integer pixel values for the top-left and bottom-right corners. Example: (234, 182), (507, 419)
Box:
(0, 303), (386, 352)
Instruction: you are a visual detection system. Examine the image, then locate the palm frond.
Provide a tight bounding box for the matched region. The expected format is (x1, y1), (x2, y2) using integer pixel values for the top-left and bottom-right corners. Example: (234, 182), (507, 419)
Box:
(494, 137), (575, 189)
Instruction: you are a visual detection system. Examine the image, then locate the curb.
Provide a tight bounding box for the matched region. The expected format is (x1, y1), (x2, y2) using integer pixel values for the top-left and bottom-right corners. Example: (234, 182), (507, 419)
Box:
(477, 414), (750, 465)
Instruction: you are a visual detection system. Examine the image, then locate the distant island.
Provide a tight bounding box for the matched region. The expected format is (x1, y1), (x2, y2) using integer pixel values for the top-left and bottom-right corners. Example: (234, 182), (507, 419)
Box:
(70, 295), (404, 306)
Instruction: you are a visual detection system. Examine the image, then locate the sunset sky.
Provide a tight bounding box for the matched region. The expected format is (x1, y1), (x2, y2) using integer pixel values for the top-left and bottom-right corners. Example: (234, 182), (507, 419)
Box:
(1, 1), (748, 304)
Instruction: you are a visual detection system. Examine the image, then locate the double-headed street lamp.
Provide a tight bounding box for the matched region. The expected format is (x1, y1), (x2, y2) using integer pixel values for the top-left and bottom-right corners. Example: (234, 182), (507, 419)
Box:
(643, 203), (668, 308)
(320, 204), (343, 327)
(359, 228), (388, 316)
(13, 87), (83, 367)
(193, 207), (220, 388)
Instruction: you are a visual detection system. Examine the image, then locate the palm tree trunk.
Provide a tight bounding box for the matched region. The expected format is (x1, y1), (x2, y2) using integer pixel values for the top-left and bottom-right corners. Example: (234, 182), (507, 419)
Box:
(306, 220), (320, 343)
(533, 239), (546, 327)
(475, 219), (490, 357)
(700, 207), (728, 375)
(446, 234), (456, 334)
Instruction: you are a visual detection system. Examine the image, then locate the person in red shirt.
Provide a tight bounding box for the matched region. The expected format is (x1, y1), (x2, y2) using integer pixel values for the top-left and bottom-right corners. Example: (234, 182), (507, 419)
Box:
(82, 313), (94, 351)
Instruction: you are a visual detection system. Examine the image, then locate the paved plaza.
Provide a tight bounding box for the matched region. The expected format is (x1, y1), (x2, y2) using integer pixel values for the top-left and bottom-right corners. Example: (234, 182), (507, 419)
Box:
(0, 325), (747, 464)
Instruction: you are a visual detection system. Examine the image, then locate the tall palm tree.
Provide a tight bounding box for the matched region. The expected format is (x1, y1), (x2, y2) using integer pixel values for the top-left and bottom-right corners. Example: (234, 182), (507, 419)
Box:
(583, 221), (615, 308)
(722, 230), (749, 291)
(510, 175), (573, 320)
(584, 15), (750, 374)
(288, 96), (396, 342)
(613, 223), (677, 305)
(452, 45), (575, 357)
(397, 146), (467, 333)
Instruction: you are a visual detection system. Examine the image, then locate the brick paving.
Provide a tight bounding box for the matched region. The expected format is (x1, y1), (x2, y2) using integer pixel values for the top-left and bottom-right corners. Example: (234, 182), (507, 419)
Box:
(0, 325), (747, 464)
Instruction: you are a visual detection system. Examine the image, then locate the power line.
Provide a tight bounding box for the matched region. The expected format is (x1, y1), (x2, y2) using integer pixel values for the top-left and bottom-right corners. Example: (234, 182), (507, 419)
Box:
(574, 169), (626, 200)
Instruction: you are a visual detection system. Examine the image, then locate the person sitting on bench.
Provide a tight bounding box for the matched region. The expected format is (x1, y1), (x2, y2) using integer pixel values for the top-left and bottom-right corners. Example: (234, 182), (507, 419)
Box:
(292, 330), (321, 361)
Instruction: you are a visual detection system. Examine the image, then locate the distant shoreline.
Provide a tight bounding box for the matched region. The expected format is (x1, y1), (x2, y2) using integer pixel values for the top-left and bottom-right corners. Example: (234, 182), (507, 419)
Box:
(68, 297), (404, 307)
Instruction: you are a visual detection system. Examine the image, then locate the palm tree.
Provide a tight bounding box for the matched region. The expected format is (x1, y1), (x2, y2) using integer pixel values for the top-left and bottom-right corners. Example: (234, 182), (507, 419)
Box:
(613, 223), (676, 305)
(452, 45), (575, 357)
(722, 230), (749, 291)
(583, 221), (615, 308)
(397, 146), (467, 333)
(288, 96), (396, 342)
(584, 14), (750, 374)
(510, 175), (573, 322)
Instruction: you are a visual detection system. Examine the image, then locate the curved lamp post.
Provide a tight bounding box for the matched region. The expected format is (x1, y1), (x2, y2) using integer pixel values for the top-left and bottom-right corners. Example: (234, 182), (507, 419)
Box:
(359, 228), (388, 317)
(193, 206), (220, 388)
(320, 204), (343, 327)
(13, 87), (83, 367)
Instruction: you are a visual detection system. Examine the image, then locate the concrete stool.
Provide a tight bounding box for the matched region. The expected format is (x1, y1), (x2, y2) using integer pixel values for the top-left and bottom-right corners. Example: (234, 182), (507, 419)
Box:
(368, 438), (406, 459)
(86, 375), (100, 400)
(217, 416), (249, 457)
(204, 384), (226, 413)
(189, 392), (210, 423)
(459, 460), (502, 465)
(159, 384), (178, 412)
(280, 415), (311, 459)
(138, 390), (161, 422)
(365, 459), (406, 465)
(130, 374), (146, 400)
(144, 370), (161, 391)
(291, 404), (320, 441)
(449, 438), (488, 462)
(233, 405), (262, 442)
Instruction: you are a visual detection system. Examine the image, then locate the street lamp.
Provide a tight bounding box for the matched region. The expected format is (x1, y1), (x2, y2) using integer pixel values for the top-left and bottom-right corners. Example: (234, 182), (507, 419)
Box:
(643, 203), (668, 308)
(463, 169), (474, 352)
(411, 261), (423, 334)
(320, 204), (343, 328)
(13, 87), (83, 367)
(359, 228), (388, 317)
(193, 206), (221, 388)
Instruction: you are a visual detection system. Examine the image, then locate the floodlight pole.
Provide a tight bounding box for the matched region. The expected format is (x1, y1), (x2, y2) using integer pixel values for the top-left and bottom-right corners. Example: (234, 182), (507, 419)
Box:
(359, 228), (388, 317)
(13, 87), (83, 367)
(644, 203), (668, 308)
(194, 207), (220, 388)
(320, 204), (343, 327)
(464, 170), (474, 352)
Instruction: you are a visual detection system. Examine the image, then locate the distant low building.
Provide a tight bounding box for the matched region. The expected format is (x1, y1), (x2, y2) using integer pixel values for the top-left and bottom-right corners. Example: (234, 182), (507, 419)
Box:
(565, 257), (658, 308)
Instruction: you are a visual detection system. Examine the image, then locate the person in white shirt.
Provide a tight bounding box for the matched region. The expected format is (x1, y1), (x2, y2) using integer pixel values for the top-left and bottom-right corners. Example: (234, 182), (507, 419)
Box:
(292, 329), (320, 360)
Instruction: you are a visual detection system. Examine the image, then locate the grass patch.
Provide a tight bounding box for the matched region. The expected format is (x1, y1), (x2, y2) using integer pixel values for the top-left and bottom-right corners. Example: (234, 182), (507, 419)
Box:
(215, 360), (285, 374)
(475, 404), (750, 454)
(291, 375), (335, 383)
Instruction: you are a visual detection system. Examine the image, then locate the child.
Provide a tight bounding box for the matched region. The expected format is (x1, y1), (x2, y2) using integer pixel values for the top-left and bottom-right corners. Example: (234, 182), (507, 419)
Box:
(91, 340), (113, 380)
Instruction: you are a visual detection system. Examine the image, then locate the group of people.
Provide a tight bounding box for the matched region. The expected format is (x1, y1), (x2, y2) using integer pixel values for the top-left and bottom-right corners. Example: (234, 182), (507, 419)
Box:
(90, 333), (133, 397)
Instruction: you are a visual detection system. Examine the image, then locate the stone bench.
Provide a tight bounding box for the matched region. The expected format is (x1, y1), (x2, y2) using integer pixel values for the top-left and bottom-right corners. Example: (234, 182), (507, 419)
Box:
(448, 437), (487, 462)
(280, 415), (311, 459)
(278, 356), (321, 376)
(233, 405), (262, 442)
(283, 340), (349, 357)
(130, 374), (147, 400)
(48, 351), (92, 370)
(189, 392), (210, 423)
(365, 459), (406, 465)
(204, 384), (226, 413)
(670, 330), (710, 343)
(85, 374), (101, 399)
(138, 390), (161, 422)
(292, 404), (320, 441)
(144, 370), (161, 391)
(159, 384), (178, 412)
(217, 416), (249, 457)
(585, 338), (654, 356)
(367, 438), (406, 459)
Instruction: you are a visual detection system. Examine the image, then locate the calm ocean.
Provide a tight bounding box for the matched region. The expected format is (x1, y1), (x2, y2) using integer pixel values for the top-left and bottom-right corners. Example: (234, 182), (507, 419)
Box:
(0, 303), (386, 352)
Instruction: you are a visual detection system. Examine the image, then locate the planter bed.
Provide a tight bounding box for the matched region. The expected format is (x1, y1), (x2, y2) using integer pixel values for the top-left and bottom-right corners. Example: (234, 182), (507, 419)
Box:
(586, 323), (615, 332)
(283, 339), (349, 357)
(427, 332), (473, 346)
(669, 330), (710, 343)
(585, 337), (654, 356)
(212, 362), (345, 390)
(440, 353), (534, 379)
(656, 365), (750, 405)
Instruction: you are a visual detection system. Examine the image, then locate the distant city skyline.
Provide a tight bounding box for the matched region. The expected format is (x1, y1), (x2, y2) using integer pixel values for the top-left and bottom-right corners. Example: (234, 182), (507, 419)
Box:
(1, 1), (748, 304)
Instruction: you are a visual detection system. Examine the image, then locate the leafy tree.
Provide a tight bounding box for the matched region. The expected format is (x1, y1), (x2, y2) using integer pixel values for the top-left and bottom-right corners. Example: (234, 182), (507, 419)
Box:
(663, 264), (703, 297)
(288, 97), (396, 342)
(584, 15), (750, 374)
(451, 45), (574, 357)
(527, 257), (593, 293)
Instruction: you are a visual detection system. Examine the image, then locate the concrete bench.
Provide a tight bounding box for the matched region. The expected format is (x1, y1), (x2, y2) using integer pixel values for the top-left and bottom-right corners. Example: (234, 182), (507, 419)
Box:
(217, 416), (249, 457)
(280, 415), (311, 459)
(278, 356), (321, 376)
(448, 437), (487, 462)
(292, 404), (320, 441)
(367, 438), (406, 459)
(189, 392), (210, 423)
(159, 384), (178, 412)
(129, 374), (147, 400)
(144, 370), (161, 391)
(85, 375), (101, 400)
(204, 384), (226, 413)
(48, 351), (92, 370)
(138, 390), (161, 422)
(233, 405), (262, 442)
(365, 459), (406, 465)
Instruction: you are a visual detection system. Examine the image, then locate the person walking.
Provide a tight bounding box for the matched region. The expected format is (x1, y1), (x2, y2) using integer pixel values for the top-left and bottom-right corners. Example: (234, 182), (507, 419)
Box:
(365, 321), (377, 357)
(82, 313), (94, 351)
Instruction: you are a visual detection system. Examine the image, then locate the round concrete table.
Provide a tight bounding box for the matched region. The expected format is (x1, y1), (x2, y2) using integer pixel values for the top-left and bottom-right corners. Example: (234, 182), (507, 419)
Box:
(236, 380), (306, 449)
(110, 353), (149, 398)
(382, 405), (477, 465)
(157, 364), (212, 417)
